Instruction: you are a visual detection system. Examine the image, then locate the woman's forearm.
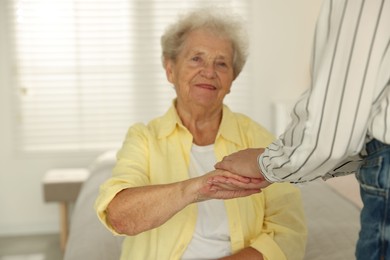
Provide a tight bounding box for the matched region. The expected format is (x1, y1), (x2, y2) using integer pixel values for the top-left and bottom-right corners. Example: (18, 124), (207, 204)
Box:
(105, 170), (260, 236)
(106, 181), (194, 235)
(220, 247), (263, 260)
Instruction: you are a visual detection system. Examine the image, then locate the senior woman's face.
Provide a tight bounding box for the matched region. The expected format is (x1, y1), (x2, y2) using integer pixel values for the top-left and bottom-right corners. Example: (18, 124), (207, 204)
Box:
(165, 29), (234, 111)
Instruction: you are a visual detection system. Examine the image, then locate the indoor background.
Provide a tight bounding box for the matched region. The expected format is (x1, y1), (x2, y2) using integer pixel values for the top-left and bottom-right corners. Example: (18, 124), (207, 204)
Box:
(0, 0), (323, 244)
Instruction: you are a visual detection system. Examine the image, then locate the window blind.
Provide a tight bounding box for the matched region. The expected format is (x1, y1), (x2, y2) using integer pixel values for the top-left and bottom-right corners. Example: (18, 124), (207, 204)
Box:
(8, 0), (253, 152)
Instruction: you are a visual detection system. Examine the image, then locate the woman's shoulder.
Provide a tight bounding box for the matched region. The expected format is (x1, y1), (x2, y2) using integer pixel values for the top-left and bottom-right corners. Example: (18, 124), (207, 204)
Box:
(125, 122), (149, 134)
(124, 110), (176, 140)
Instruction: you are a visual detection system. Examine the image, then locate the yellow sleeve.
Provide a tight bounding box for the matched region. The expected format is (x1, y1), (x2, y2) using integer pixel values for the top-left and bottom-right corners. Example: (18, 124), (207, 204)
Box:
(94, 123), (150, 235)
(251, 183), (307, 260)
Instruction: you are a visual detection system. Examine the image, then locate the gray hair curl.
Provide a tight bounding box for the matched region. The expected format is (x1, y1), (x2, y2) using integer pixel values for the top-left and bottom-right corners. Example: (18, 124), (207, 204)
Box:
(161, 7), (249, 79)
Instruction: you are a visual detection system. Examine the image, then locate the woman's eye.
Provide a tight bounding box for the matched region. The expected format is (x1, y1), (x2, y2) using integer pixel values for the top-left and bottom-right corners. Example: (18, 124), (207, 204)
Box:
(216, 61), (230, 70)
(191, 56), (201, 62)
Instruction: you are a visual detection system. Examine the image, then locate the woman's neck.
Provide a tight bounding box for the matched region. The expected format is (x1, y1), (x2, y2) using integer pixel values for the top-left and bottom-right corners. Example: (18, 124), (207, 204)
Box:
(177, 105), (222, 146)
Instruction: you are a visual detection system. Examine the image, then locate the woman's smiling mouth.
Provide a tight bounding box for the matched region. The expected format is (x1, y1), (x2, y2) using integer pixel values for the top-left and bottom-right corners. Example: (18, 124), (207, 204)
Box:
(194, 83), (217, 90)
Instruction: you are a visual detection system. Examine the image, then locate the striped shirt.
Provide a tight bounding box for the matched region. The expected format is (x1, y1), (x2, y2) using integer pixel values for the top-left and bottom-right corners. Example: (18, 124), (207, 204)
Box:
(260, 0), (390, 183)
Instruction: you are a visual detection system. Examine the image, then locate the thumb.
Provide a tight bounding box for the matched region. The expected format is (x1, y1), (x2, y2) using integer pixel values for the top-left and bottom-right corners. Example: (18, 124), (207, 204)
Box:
(214, 159), (231, 170)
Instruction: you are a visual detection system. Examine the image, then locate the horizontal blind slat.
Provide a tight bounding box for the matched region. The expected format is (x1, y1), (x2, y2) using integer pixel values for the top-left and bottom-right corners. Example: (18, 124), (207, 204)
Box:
(9, 0), (253, 152)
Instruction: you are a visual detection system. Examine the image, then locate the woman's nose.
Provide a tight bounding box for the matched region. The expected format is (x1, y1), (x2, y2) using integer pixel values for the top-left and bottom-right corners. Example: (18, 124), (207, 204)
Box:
(200, 63), (217, 78)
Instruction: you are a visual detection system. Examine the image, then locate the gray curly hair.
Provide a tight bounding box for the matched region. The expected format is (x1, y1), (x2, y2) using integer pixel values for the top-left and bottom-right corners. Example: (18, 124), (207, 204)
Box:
(161, 7), (249, 79)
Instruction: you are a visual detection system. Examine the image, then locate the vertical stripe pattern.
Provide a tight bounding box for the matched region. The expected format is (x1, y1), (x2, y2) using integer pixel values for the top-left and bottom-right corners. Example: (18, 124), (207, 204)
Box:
(260, 0), (390, 183)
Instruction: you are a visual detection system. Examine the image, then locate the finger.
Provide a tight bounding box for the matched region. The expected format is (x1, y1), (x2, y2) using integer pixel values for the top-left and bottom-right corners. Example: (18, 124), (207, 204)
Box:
(214, 160), (233, 171)
(209, 175), (250, 185)
(211, 182), (241, 191)
(211, 180), (262, 191)
(224, 178), (266, 190)
(218, 170), (251, 183)
(219, 176), (252, 186)
(248, 178), (264, 184)
(214, 161), (224, 169)
(222, 155), (232, 161)
(209, 187), (261, 199)
(207, 175), (228, 184)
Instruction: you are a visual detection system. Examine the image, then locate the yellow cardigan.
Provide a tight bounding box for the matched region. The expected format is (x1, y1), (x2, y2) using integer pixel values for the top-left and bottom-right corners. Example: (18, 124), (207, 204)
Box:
(95, 104), (307, 260)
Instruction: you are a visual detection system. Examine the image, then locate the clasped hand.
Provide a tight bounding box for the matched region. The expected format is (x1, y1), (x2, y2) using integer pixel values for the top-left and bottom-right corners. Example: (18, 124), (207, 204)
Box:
(208, 148), (272, 194)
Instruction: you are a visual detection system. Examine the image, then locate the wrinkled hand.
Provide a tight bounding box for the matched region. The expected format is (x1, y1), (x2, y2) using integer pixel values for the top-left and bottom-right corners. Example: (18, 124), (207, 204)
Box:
(195, 170), (261, 202)
(213, 148), (272, 190)
(208, 175), (270, 191)
(215, 148), (265, 179)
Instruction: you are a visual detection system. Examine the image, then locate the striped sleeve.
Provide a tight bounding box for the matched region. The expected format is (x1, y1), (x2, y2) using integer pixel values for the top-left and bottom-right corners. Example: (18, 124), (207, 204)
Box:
(260, 0), (390, 183)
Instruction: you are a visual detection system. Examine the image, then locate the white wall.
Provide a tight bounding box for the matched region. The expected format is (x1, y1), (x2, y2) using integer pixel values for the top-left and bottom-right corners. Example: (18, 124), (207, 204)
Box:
(0, 1), (100, 236)
(246, 0), (323, 130)
(0, 0), (323, 236)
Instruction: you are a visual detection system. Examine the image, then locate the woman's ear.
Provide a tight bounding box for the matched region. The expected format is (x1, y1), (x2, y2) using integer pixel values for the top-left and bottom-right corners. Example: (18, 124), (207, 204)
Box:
(164, 59), (175, 84)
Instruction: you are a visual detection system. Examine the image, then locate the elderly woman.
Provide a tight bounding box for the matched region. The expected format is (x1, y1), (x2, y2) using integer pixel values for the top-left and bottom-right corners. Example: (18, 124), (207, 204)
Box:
(95, 8), (307, 260)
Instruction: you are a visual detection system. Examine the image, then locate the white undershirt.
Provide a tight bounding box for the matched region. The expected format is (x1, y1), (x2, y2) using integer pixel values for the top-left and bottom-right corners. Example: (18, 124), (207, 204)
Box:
(181, 144), (231, 260)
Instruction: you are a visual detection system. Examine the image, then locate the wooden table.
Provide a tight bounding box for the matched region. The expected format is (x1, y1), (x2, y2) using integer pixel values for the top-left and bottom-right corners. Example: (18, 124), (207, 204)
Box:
(42, 168), (90, 251)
